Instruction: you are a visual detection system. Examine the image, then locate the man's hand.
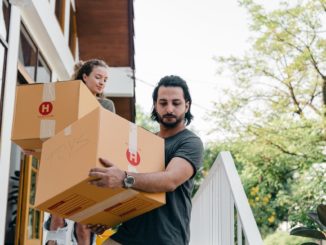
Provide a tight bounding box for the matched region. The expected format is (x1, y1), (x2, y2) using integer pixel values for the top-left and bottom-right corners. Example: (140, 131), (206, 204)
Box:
(88, 158), (125, 188)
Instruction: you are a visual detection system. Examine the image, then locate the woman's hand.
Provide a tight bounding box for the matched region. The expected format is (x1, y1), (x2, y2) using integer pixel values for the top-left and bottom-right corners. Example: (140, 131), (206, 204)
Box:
(22, 149), (38, 157)
(87, 224), (111, 235)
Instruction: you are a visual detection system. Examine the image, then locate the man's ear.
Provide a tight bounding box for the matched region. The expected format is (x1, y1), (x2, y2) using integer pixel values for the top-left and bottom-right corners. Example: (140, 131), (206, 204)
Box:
(185, 101), (190, 112)
(82, 73), (87, 81)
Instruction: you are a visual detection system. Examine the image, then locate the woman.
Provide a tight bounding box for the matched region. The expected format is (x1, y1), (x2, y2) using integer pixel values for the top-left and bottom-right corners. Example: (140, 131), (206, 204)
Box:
(73, 59), (115, 113)
(44, 59), (115, 245)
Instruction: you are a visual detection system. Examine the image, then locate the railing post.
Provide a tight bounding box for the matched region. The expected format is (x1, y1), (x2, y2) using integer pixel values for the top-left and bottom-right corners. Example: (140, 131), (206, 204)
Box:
(190, 151), (263, 245)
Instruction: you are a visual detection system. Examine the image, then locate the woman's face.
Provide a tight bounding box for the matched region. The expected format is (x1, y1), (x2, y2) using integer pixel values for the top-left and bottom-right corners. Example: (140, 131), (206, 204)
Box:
(82, 66), (108, 95)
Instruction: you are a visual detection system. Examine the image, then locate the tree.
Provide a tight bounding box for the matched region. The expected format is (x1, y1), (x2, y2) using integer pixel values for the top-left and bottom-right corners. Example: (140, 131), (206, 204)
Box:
(135, 104), (159, 132)
(208, 0), (326, 236)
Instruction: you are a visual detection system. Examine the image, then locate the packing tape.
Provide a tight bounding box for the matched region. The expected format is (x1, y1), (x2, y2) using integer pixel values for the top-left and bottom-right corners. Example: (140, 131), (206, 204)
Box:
(64, 125), (72, 136)
(69, 189), (138, 222)
(40, 119), (56, 139)
(39, 83), (56, 140)
(44, 226), (68, 245)
(42, 82), (56, 102)
(128, 165), (138, 173)
(128, 123), (137, 154)
(128, 123), (138, 173)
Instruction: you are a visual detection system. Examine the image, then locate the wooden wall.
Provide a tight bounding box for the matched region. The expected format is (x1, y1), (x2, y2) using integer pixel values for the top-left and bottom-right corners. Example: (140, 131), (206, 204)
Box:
(76, 0), (135, 121)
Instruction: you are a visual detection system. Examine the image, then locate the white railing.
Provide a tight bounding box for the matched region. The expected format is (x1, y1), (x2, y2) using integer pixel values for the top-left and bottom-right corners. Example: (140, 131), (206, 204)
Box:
(190, 152), (263, 245)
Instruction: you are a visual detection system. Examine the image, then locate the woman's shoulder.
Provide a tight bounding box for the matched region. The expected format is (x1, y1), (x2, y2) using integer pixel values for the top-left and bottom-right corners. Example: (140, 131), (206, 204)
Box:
(97, 97), (116, 113)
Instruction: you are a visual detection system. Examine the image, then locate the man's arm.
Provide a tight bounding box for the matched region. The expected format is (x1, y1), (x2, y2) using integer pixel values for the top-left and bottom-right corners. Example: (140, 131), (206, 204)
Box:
(88, 157), (194, 193)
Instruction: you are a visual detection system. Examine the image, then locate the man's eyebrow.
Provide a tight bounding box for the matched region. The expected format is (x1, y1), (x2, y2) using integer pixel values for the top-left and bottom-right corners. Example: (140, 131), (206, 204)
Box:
(158, 98), (182, 101)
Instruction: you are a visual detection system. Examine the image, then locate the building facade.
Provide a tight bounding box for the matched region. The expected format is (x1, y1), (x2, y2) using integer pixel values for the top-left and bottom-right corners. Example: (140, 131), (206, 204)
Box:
(0, 0), (135, 244)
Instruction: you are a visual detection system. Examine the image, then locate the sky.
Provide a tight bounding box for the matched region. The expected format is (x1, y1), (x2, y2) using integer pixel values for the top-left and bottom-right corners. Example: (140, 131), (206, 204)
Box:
(133, 0), (277, 142)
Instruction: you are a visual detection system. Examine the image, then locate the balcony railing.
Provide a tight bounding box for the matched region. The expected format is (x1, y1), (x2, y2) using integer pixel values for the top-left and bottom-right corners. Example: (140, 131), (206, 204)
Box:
(190, 152), (263, 245)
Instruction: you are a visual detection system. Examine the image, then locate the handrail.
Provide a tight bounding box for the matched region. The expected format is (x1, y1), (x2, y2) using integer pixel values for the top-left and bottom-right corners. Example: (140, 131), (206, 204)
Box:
(190, 151), (263, 245)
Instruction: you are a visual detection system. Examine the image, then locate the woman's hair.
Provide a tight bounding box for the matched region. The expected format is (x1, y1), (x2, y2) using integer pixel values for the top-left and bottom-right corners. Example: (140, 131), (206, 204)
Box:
(71, 59), (109, 98)
(72, 59), (109, 81)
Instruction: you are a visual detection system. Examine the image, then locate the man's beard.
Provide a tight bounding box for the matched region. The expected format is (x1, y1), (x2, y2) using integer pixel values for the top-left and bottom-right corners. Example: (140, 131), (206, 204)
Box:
(157, 113), (184, 128)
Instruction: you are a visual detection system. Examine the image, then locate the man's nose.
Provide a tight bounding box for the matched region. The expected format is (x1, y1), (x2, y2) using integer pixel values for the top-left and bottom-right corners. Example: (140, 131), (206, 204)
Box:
(166, 104), (174, 113)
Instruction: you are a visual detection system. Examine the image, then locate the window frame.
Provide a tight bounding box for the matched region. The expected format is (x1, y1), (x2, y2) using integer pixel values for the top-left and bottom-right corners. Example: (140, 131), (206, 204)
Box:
(0, 0), (10, 140)
(68, 2), (77, 58)
(55, 0), (66, 33)
(18, 24), (52, 83)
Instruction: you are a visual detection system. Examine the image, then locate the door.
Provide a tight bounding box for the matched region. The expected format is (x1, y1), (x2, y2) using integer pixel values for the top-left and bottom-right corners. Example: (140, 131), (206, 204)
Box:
(13, 67), (44, 244)
(15, 155), (43, 245)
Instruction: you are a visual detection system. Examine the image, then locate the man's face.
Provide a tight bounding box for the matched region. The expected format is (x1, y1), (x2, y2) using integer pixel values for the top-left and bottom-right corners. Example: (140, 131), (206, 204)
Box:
(155, 86), (189, 128)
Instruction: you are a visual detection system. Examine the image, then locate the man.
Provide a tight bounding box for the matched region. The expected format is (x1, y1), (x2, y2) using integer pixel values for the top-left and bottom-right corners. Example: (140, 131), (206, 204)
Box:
(88, 75), (203, 245)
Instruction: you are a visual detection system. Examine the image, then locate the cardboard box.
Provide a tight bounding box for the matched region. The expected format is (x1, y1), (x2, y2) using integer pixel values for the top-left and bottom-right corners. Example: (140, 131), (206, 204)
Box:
(11, 80), (100, 158)
(35, 107), (165, 227)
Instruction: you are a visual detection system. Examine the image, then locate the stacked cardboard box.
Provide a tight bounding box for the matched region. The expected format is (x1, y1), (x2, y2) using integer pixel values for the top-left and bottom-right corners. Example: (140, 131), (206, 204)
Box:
(34, 107), (165, 227)
(12, 80), (100, 159)
(12, 80), (165, 227)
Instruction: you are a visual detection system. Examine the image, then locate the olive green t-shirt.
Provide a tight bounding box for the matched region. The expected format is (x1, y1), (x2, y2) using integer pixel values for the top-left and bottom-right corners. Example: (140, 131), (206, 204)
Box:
(111, 129), (204, 245)
(98, 98), (115, 113)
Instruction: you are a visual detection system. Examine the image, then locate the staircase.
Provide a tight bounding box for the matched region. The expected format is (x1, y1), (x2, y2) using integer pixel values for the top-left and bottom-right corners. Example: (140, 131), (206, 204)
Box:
(190, 152), (263, 245)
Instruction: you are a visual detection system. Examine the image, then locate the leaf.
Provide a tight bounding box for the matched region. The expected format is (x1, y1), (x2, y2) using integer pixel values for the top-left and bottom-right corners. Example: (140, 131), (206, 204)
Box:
(290, 227), (326, 239)
(308, 212), (326, 230)
(10, 176), (19, 181)
(317, 204), (326, 227)
(7, 195), (18, 202)
(9, 218), (16, 228)
(8, 190), (18, 196)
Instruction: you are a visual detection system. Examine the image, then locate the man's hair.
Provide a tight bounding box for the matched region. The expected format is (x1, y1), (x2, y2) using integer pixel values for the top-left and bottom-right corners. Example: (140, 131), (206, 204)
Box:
(151, 75), (194, 125)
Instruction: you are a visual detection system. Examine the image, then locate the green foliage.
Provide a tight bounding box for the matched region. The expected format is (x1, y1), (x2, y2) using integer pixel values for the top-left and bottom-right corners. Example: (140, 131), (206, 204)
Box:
(207, 0), (326, 237)
(279, 167), (326, 227)
(290, 204), (326, 243)
(135, 104), (159, 132)
(264, 231), (312, 245)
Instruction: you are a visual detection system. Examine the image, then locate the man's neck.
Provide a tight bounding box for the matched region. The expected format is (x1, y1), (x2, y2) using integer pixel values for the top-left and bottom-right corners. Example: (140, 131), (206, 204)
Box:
(158, 123), (186, 138)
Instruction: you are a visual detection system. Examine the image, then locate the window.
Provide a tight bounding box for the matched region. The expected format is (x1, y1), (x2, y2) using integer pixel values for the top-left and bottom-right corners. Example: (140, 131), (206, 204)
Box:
(36, 55), (51, 82)
(0, 43), (7, 138)
(69, 3), (77, 58)
(0, 0), (10, 42)
(55, 0), (65, 32)
(18, 26), (37, 80)
(0, 0), (10, 139)
(18, 25), (52, 83)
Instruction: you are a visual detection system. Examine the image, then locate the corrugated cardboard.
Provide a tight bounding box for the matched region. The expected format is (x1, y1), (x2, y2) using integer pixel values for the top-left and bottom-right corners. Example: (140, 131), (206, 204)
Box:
(35, 107), (165, 227)
(11, 80), (100, 159)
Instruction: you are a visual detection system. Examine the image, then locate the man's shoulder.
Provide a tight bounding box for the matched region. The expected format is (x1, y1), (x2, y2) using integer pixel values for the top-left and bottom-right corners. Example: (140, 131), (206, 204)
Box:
(179, 129), (202, 141)
(170, 129), (203, 147)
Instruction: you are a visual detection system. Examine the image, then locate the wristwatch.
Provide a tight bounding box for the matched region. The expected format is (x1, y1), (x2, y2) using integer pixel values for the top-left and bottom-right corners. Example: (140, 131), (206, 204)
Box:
(123, 171), (135, 188)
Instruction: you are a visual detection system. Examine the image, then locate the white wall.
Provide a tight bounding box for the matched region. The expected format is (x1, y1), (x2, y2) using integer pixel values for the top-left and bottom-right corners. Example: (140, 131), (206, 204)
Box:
(104, 67), (134, 97)
(0, 1), (73, 242)
(0, 5), (21, 242)
(22, 0), (75, 79)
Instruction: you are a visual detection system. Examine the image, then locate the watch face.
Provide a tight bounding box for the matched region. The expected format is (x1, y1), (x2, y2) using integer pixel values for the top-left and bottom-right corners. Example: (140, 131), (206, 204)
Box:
(124, 175), (135, 188)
